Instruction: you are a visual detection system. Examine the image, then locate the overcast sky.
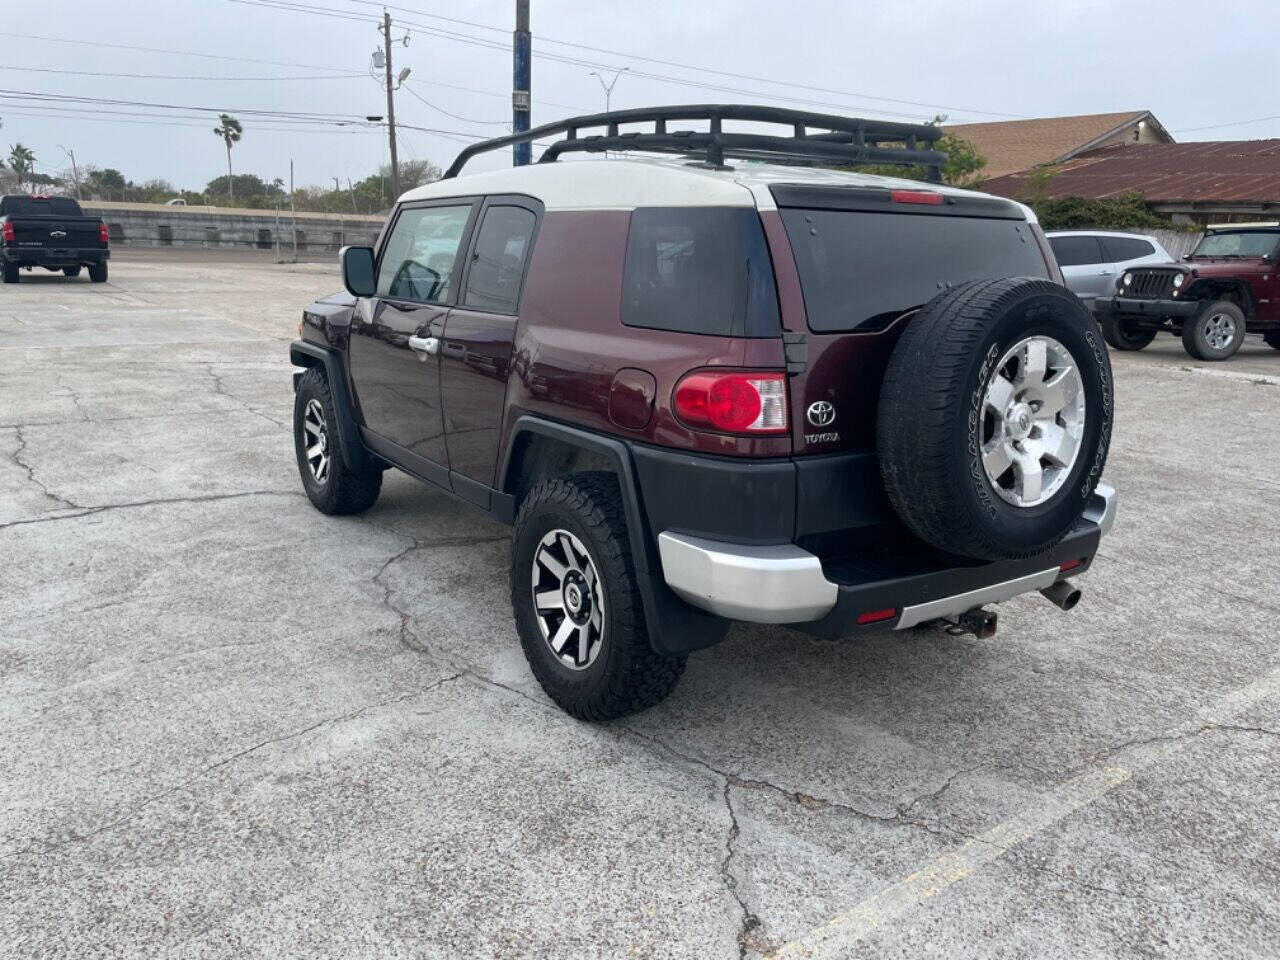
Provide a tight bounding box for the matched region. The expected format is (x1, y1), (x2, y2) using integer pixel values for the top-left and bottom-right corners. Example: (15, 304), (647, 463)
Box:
(4, 0), (1276, 193)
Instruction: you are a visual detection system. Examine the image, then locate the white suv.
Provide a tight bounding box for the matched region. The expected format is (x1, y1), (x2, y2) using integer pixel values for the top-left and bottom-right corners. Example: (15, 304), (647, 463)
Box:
(1047, 230), (1173, 302)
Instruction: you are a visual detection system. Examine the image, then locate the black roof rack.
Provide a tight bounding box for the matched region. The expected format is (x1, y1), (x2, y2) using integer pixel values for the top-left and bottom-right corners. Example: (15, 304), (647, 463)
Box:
(442, 104), (947, 181)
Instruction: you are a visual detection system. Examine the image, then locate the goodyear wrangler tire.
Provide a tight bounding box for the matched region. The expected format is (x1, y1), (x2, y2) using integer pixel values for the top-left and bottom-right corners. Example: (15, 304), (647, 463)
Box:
(878, 277), (1113, 561)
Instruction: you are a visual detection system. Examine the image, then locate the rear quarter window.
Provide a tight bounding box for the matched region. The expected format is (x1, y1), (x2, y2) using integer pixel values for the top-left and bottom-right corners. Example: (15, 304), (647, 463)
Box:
(621, 207), (780, 338)
(782, 209), (1050, 333)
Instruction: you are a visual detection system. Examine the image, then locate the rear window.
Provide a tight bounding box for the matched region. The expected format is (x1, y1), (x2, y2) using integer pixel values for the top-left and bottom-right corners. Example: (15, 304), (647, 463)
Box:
(1, 196), (84, 217)
(782, 209), (1050, 333)
(621, 207), (780, 338)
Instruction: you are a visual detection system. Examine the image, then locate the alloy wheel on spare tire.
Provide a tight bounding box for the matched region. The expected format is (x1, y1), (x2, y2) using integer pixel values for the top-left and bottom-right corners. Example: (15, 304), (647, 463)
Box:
(1099, 313), (1156, 351)
(1182, 301), (1245, 362)
(878, 276), (1113, 562)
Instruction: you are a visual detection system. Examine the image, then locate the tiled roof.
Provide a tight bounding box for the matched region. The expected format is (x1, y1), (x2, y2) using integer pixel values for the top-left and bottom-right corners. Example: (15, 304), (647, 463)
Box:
(945, 111), (1150, 179)
(981, 140), (1280, 203)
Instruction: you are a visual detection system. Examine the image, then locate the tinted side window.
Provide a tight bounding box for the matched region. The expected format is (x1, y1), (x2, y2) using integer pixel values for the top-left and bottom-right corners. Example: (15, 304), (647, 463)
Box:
(377, 204), (472, 302)
(621, 207), (780, 337)
(463, 205), (537, 313)
(1099, 237), (1155, 262)
(1048, 236), (1104, 267)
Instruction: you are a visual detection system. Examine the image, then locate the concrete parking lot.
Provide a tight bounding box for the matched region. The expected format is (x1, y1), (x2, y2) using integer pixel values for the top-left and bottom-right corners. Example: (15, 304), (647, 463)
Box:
(3, 251), (1279, 959)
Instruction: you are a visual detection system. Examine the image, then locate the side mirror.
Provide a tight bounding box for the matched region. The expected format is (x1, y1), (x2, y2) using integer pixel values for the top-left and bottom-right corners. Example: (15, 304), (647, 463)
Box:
(341, 245), (376, 297)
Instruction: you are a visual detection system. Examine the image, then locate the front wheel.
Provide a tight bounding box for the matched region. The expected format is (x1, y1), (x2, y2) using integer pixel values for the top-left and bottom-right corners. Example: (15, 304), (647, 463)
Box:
(1099, 313), (1156, 351)
(88, 262), (108, 283)
(63, 266), (83, 278)
(1182, 301), (1245, 361)
(512, 473), (685, 721)
(293, 367), (382, 515)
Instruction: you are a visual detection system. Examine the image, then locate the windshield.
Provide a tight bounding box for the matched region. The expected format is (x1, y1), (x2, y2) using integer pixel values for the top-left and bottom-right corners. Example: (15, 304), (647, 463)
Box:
(1191, 231), (1279, 258)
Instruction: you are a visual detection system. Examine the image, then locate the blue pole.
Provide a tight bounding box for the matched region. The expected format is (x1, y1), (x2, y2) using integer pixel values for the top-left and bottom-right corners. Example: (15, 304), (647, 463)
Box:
(513, 0), (531, 166)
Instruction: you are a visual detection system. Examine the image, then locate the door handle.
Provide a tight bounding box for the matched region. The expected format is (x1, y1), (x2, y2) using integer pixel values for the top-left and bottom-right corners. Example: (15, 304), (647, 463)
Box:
(1099, 269), (1114, 276)
(408, 335), (440, 356)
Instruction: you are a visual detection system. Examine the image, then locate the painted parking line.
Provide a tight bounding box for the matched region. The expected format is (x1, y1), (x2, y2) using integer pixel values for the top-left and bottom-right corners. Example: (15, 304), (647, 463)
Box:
(772, 665), (1280, 958)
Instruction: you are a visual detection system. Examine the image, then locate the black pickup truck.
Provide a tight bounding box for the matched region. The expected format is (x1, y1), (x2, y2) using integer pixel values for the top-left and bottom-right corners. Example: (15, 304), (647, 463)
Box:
(1, 195), (110, 284)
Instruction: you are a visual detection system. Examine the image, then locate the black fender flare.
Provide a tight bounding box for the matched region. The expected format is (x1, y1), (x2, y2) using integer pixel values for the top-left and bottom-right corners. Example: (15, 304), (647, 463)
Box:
(499, 416), (729, 656)
(289, 340), (376, 471)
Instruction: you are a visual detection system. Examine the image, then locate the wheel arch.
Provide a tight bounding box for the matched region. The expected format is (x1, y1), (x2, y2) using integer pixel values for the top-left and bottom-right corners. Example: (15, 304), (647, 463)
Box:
(1186, 279), (1257, 317)
(289, 340), (376, 471)
(499, 416), (730, 655)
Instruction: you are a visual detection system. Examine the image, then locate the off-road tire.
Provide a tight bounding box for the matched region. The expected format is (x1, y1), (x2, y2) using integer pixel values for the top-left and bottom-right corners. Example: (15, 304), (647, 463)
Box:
(88, 262), (108, 283)
(1264, 330), (1280, 351)
(1182, 301), (1245, 362)
(63, 266), (82, 278)
(512, 473), (685, 721)
(293, 367), (382, 515)
(1099, 313), (1155, 351)
(2, 263), (18, 284)
(878, 276), (1113, 561)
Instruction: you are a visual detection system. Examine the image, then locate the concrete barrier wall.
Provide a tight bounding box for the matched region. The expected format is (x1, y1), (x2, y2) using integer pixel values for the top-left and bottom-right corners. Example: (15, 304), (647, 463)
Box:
(80, 201), (386, 253)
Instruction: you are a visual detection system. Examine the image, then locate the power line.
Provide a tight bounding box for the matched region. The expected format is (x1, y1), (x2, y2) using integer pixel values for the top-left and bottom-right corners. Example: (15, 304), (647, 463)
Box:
(401, 82), (507, 125)
(1174, 115), (1280, 134)
(0, 64), (366, 82)
(0, 30), (358, 75)
(330, 0), (1026, 120)
(0, 88), (370, 123)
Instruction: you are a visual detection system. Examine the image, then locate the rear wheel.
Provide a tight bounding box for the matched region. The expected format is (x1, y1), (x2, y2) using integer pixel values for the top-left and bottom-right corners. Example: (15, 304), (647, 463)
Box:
(878, 277), (1113, 562)
(1182, 301), (1245, 361)
(2, 263), (18, 284)
(512, 473), (685, 721)
(63, 266), (82, 278)
(1099, 313), (1155, 351)
(88, 262), (108, 283)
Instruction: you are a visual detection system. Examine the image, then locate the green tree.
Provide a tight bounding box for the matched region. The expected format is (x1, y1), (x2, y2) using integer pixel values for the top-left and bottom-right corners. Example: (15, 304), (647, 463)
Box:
(86, 167), (126, 201)
(212, 114), (243, 203)
(204, 173), (280, 204)
(7, 143), (35, 191)
(846, 116), (987, 188)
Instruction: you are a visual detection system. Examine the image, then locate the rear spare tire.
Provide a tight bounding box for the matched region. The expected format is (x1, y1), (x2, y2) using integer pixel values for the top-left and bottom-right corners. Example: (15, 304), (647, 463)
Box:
(878, 277), (1113, 561)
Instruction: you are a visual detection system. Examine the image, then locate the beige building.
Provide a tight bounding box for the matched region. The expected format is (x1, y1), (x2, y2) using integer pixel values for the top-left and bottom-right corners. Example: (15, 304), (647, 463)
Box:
(945, 111), (1174, 180)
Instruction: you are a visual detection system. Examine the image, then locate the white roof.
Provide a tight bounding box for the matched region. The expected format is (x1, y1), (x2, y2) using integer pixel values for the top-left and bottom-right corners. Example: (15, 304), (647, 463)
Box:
(1045, 229), (1162, 240)
(400, 156), (1035, 221)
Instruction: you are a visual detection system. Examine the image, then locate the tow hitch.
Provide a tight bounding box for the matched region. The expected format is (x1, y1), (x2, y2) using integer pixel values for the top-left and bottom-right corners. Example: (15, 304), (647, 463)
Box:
(947, 606), (998, 639)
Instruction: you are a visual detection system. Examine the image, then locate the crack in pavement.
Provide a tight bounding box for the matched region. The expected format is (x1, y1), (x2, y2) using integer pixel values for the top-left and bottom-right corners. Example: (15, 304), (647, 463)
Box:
(1, 673), (464, 862)
(204, 362), (290, 430)
(7, 424), (82, 511)
(0, 489), (303, 532)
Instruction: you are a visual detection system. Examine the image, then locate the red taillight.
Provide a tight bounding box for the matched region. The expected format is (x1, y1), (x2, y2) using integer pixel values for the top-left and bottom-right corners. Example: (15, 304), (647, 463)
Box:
(891, 189), (944, 206)
(857, 608), (898, 625)
(99, 222), (109, 244)
(2, 222), (13, 243)
(1060, 558), (1085, 573)
(673, 371), (788, 434)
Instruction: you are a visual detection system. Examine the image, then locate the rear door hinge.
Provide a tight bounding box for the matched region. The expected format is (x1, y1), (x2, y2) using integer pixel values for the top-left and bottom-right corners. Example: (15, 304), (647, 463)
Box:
(782, 331), (807, 375)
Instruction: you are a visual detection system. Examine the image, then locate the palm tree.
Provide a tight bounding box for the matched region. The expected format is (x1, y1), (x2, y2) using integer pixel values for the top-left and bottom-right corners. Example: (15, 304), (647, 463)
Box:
(212, 114), (243, 203)
(8, 143), (35, 191)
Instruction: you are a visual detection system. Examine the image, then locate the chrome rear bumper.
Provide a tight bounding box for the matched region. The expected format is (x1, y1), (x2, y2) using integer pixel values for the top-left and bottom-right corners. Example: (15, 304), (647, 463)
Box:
(658, 483), (1116, 628)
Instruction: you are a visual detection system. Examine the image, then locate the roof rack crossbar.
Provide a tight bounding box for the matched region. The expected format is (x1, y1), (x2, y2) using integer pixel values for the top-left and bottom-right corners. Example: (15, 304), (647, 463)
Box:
(442, 104), (946, 180)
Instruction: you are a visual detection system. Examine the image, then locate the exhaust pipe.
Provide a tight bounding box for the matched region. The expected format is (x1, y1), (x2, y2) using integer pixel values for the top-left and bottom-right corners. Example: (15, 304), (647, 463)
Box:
(1041, 581), (1082, 611)
(956, 606), (998, 639)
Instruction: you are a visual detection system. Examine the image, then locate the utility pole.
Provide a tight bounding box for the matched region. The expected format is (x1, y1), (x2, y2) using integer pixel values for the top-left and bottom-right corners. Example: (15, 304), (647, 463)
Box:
(59, 145), (81, 199)
(381, 10), (401, 198)
(513, 0), (531, 166)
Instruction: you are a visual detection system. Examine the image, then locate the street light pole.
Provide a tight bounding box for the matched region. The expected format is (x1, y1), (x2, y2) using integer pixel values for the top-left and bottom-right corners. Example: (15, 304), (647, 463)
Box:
(590, 67), (628, 112)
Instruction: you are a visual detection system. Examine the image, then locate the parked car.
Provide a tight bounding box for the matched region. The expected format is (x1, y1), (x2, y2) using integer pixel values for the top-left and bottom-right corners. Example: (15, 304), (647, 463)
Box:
(165, 198), (187, 206)
(290, 106), (1116, 721)
(1, 194), (110, 283)
(1046, 230), (1173, 303)
(1094, 222), (1280, 360)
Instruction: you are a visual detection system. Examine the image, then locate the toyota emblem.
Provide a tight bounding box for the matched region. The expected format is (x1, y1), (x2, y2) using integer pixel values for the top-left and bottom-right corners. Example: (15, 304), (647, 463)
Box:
(806, 400), (835, 427)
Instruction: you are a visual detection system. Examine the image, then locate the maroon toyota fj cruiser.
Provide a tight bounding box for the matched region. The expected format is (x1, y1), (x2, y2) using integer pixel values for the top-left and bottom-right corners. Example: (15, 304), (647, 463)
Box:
(1094, 222), (1280, 361)
(290, 106), (1116, 720)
